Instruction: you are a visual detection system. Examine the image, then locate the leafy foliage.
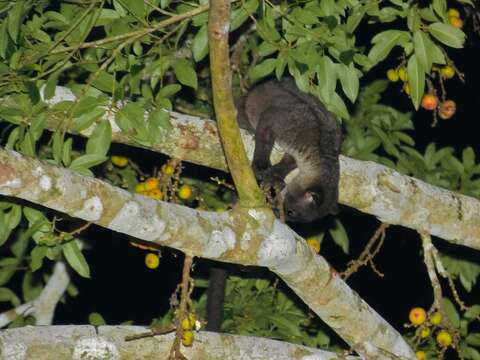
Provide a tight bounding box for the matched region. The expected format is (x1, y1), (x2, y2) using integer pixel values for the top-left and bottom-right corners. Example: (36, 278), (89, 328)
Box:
(0, 0), (478, 358)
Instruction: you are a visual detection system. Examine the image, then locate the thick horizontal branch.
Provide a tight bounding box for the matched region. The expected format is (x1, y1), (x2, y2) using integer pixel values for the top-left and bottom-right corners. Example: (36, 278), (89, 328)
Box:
(21, 86), (480, 251)
(0, 148), (415, 359)
(0, 326), (358, 359)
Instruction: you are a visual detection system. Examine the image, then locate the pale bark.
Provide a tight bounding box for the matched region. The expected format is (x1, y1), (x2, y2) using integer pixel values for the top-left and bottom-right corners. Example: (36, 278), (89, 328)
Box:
(10, 86), (478, 251)
(0, 148), (415, 359)
(0, 261), (70, 327)
(0, 325), (358, 360)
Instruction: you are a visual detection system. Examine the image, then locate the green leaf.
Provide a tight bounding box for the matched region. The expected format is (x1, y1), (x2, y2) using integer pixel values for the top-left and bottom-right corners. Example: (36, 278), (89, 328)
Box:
(22, 272), (43, 302)
(7, 0), (24, 44)
(465, 305), (480, 320)
(5, 205), (21, 231)
(462, 147), (475, 170)
(192, 25), (208, 62)
(63, 240), (90, 278)
(466, 334), (480, 347)
(86, 121), (112, 157)
(172, 59), (197, 89)
(367, 30), (410, 67)
(69, 154), (108, 173)
(43, 73), (60, 100)
(442, 297), (460, 328)
(407, 6), (421, 32)
(72, 107), (105, 133)
(89, 312), (106, 326)
(328, 92), (350, 119)
(428, 23), (465, 49)
(413, 31), (432, 72)
(52, 131), (63, 164)
(0, 287), (20, 306)
(92, 71), (119, 93)
(256, 19), (281, 42)
(122, 0), (144, 17)
(0, 258), (18, 286)
(329, 219), (349, 254)
(158, 84), (182, 98)
(248, 59), (277, 82)
(62, 138), (73, 167)
(338, 64), (359, 103)
(316, 56), (337, 103)
(429, 43), (446, 65)
(0, 20), (9, 59)
(407, 55), (425, 110)
(432, 0), (447, 20)
(345, 9), (365, 33)
(30, 245), (47, 271)
(230, 0), (259, 31)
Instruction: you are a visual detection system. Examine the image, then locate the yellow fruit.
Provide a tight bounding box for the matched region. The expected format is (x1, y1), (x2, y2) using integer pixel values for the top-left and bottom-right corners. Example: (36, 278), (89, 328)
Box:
(146, 189), (163, 200)
(447, 8), (460, 18)
(216, 207), (226, 212)
(387, 69), (399, 82)
(416, 351), (426, 360)
(436, 330), (453, 347)
(135, 182), (147, 193)
(430, 312), (442, 325)
(111, 156), (129, 167)
(449, 16), (463, 28)
(145, 253), (160, 269)
(398, 67), (407, 82)
(178, 184), (192, 200)
(181, 317), (192, 331)
(409, 307), (427, 326)
(188, 313), (196, 324)
(440, 66), (455, 79)
(161, 164), (175, 176)
(403, 82), (411, 95)
(182, 330), (194, 346)
(306, 238), (321, 253)
(144, 177), (159, 191)
(420, 328), (431, 338)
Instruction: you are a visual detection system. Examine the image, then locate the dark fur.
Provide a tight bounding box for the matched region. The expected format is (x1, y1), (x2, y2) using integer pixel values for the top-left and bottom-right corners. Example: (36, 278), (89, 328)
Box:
(237, 78), (342, 222)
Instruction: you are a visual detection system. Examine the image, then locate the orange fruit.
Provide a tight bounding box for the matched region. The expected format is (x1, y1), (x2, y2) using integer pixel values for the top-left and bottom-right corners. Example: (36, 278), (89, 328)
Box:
(409, 307), (427, 326)
(421, 94), (438, 111)
(439, 100), (456, 120)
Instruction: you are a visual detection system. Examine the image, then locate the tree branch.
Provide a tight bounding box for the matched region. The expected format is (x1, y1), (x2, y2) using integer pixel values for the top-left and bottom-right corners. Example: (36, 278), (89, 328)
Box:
(0, 261), (70, 327)
(0, 325), (359, 359)
(208, 0), (265, 208)
(0, 148), (415, 358)
(20, 86), (480, 251)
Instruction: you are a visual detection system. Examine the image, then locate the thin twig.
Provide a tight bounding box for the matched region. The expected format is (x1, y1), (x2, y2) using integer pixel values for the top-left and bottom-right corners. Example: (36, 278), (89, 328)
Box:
(168, 254), (194, 360)
(341, 223), (388, 280)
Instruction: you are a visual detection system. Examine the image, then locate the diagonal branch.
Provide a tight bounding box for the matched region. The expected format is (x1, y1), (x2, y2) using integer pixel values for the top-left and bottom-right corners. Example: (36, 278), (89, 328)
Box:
(9, 86), (479, 251)
(0, 261), (70, 327)
(0, 148), (415, 358)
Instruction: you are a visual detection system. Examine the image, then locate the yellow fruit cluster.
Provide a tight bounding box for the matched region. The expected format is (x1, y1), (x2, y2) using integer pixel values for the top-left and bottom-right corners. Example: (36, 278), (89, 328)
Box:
(111, 156), (129, 167)
(386, 67), (412, 95)
(135, 177), (163, 200)
(447, 8), (463, 28)
(409, 307), (453, 356)
(181, 313), (197, 346)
